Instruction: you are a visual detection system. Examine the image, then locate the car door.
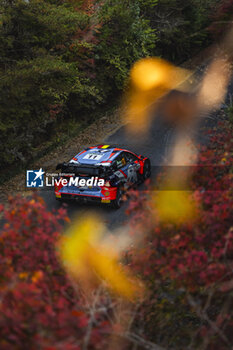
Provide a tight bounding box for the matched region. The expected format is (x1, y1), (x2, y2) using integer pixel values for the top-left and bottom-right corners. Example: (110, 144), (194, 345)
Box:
(124, 152), (140, 184)
(112, 152), (130, 189)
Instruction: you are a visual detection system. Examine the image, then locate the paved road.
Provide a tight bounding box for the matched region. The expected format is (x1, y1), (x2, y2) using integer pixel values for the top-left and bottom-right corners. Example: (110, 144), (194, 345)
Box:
(39, 65), (233, 230)
(40, 111), (175, 230)
(39, 114), (209, 230)
(0, 64), (231, 231)
(0, 92), (184, 230)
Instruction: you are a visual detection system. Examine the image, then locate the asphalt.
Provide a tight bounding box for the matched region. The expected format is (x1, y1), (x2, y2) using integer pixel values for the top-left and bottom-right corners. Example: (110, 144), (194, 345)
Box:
(41, 86), (223, 231)
(0, 91), (184, 230)
(3, 64), (232, 231)
(39, 109), (176, 230)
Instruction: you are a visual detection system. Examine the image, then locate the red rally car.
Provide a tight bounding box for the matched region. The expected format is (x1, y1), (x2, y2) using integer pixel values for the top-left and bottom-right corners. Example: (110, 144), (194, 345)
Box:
(55, 145), (151, 208)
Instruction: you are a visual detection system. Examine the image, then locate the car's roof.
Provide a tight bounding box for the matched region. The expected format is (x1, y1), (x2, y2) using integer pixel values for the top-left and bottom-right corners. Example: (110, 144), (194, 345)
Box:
(70, 145), (125, 165)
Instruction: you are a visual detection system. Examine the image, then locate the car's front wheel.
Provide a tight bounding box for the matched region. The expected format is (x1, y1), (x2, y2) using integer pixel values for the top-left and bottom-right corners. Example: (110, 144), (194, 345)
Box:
(111, 186), (122, 209)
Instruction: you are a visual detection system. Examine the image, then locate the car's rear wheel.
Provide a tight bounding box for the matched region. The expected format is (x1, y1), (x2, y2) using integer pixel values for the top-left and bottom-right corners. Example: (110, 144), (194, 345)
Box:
(111, 186), (122, 209)
(142, 159), (151, 181)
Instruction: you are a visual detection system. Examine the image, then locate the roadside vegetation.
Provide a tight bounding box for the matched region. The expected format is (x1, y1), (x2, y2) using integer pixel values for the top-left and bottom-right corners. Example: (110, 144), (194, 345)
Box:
(1, 0), (233, 349)
(0, 0), (218, 177)
(227, 94), (233, 124)
(127, 118), (233, 349)
(0, 113), (232, 349)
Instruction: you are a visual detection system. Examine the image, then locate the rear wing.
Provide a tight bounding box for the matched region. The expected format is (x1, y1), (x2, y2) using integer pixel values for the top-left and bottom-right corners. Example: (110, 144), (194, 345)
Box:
(56, 162), (110, 177)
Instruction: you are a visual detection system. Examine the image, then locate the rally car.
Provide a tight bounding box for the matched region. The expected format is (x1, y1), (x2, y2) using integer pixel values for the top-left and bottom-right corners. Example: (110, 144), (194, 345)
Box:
(55, 145), (151, 208)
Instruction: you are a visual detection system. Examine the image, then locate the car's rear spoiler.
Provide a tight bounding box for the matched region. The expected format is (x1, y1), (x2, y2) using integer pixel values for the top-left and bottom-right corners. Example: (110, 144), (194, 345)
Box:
(56, 162), (109, 177)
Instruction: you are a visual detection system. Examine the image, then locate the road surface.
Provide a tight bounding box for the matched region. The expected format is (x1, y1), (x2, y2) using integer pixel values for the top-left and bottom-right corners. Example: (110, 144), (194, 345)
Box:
(40, 101), (225, 230)
(40, 111), (175, 230)
(36, 65), (233, 230)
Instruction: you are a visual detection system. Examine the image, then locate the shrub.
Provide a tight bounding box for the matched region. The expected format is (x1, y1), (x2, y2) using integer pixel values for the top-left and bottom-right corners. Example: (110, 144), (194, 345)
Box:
(142, 0), (219, 62)
(208, 0), (233, 39)
(127, 121), (233, 349)
(0, 194), (110, 349)
(0, 0), (157, 170)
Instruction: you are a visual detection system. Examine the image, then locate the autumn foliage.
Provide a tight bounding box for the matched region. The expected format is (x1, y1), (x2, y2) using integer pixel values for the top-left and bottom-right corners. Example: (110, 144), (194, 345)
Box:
(127, 120), (233, 348)
(0, 196), (111, 350)
(0, 119), (232, 349)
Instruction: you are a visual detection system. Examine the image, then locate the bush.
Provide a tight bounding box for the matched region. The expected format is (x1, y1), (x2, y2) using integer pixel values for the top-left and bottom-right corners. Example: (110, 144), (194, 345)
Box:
(0, 0), (157, 170)
(141, 0), (219, 62)
(227, 106), (233, 124)
(0, 0), (218, 171)
(208, 0), (233, 39)
(0, 195), (110, 349)
(94, 0), (156, 92)
(127, 121), (233, 349)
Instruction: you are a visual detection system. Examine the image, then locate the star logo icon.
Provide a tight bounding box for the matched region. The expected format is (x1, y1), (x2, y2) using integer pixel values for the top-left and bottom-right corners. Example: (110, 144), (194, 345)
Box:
(26, 168), (45, 188)
(34, 168), (45, 181)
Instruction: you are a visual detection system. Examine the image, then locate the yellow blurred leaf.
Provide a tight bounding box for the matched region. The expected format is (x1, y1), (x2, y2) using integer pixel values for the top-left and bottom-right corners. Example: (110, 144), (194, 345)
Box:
(153, 190), (195, 223)
(59, 215), (143, 301)
(124, 57), (191, 134)
(31, 270), (43, 283)
(19, 272), (28, 280)
(130, 58), (190, 91)
(88, 246), (142, 300)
